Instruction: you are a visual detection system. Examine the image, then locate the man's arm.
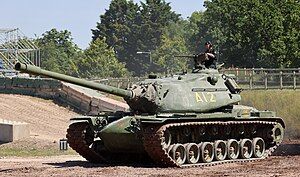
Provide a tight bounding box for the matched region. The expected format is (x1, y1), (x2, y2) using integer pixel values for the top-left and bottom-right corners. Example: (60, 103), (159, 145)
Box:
(206, 52), (216, 59)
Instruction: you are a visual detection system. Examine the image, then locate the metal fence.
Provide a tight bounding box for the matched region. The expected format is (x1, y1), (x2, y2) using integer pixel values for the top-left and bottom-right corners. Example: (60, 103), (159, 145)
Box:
(94, 68), (300, 90)
(0, 28), (40, 72)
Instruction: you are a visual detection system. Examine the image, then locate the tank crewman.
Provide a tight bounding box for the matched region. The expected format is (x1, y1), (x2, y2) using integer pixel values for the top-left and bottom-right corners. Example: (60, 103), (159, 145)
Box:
(193, 41), (217, 70)
(203, 41), (217, 69)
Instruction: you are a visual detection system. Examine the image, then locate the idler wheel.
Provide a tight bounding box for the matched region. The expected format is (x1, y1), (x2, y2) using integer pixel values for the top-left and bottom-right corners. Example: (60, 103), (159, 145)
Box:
(272, 123), (284, 145)
(252, 138), (265, 158)
(227, 139), (239, 160)
(240, 139), (253, 159)
(170, 144), (186, 165)
(184, 143), (200, 164)
(214, 140), (227, 161)
(200, 142), (214, 163)
(162, 129), (172, 149)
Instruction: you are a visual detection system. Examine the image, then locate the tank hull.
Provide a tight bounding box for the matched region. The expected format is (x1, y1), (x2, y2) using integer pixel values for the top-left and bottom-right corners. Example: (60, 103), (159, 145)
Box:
(66, 108), (285, 167)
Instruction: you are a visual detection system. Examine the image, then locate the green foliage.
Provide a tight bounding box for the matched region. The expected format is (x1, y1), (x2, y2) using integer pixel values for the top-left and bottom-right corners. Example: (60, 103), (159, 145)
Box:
(185, 11), (208, 53)
(92, 0), (180, 76)
(152, 21), (189, 74)
(35, 28), (80, 76)
(202, 0), (300, 68)
(35, 1), (300, 77)
(0, 147), (76, 157)
(92, 0), (140, 74)
(76, 39), (129, 78)
(92, 0), (138, 54)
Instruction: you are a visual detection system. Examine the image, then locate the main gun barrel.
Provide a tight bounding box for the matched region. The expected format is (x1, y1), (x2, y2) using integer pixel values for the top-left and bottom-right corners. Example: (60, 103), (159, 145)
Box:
(15, 63), (133, 99)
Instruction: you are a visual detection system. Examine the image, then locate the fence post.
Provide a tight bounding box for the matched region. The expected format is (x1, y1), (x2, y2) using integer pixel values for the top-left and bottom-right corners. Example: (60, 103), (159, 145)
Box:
(280, 71), (283, 90)
(264, 72), (268, 90)
(250, 68), (254, 90)
(294, 71), (297, 90)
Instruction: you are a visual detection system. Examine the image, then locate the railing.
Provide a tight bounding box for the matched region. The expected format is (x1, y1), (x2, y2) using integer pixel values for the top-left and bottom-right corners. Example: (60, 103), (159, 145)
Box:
(0, 28), (40, 72)
(221, 68), (300, 90)
(93, 68), (300, 90)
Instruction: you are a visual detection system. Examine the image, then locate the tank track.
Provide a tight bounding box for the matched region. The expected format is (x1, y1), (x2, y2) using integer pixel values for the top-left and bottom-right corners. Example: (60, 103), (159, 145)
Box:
(66, 120), (283, 167)
(66, 122), (149, 165)
(66, 122), (107, 163)
(142, 120), (283, 167)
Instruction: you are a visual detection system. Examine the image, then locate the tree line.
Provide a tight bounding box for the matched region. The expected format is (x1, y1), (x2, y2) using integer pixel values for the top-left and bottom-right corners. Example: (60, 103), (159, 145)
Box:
(35, 0), (300, 78)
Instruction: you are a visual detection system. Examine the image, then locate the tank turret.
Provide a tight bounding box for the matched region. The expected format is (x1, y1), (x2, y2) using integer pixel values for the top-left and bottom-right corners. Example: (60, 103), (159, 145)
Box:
(15, 62), (241, 114)
(15, 63), (241, 114)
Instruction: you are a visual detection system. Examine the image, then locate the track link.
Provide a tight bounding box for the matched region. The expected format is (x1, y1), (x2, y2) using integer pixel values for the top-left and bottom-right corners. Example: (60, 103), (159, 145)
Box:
(66, 122), (107, 163)
(142, 120), (282, 168)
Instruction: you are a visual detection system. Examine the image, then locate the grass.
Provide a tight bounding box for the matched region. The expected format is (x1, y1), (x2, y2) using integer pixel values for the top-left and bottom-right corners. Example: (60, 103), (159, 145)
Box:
(0, 146), (77, 157)
(241, 90), (300, 139)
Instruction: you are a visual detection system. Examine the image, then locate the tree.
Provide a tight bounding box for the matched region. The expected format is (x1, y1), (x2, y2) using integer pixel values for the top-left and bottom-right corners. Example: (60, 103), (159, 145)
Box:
(132, 0), (181, 75)
(92, 0), (180, 75)
(152, 34), (189, 74)
(92, 0), (139, 73)
(35, 28), (79, 75)
(185, 11), (208, 54)
(203, 0), (300, 68)
(152, 21), (189, 74)
(76, 38), (129, 78)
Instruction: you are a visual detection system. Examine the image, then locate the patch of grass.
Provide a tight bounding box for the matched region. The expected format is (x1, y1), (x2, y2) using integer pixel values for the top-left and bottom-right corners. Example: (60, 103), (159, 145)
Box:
(241, 90), (300, 138)
(0, 147), (77, 157)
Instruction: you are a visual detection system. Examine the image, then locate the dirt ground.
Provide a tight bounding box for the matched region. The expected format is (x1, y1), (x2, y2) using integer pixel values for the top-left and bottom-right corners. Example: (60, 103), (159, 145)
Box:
(0, 94), (78, 142)
(1, 94), (300, 177)
(0, 152), (300, 177)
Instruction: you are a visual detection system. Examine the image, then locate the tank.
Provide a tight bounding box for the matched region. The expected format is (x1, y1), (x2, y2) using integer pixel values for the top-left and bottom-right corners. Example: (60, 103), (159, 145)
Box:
(15, 61), (284, 167)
